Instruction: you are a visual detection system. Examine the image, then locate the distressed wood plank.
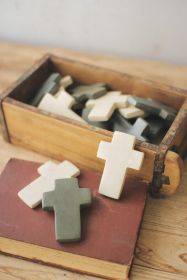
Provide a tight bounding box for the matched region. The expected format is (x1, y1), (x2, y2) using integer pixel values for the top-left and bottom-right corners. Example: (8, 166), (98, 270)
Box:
(0, 255), (99, 280)
(135, 229), (187, 275)
(142, 160), (187, 235)
(131, 265), (187, 280)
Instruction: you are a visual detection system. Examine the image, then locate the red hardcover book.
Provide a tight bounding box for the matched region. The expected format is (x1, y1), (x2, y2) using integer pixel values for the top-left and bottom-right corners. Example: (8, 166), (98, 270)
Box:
(0, 158), (148, 279)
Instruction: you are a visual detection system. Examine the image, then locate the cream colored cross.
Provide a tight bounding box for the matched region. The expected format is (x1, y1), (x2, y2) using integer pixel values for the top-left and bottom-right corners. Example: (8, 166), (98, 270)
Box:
(38, 89), (86, 123)
(18, 160), (80, 208)
(86, 91), (128, 121)
(97, 131), (144, 199)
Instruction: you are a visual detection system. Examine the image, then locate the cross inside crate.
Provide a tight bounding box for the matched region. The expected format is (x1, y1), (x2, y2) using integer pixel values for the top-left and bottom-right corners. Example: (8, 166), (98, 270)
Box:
(30, 73), (177, 144)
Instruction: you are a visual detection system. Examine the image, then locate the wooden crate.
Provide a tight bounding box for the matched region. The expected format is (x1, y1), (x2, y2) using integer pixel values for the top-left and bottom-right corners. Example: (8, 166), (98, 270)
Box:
(0, 54), (187, 197)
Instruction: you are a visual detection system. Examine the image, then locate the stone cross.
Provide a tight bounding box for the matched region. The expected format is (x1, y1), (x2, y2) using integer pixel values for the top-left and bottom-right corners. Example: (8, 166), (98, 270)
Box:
(42, 178), (92, 242)
(18, 160), (80, 208)
(86, 91), (128, 121)
(119, 105), (144, 119)
(97, 131), (144, 199)
(81, 107), (110, 130)
(31, 73), (62, 106)
(112, 111), (150, 141)
(38, 90), (86, 123)
(59, 75), (73, 89)
(71, 83), (108, 102)
(128, 95), (176, 122)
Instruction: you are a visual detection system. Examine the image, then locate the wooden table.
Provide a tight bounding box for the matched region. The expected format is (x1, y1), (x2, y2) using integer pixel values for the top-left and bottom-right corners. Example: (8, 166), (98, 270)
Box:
(0, 42), (187, 280)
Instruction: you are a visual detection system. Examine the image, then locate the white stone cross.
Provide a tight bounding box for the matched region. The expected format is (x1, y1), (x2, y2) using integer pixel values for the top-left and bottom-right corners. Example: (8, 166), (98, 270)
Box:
(97, 131), (144, 199)
(85, 91), (128, 121)
(119, 105), (144, 119)
(18, 160), (80, 208)
(59, 75), (73, 89)
(38, 89), (86, 123)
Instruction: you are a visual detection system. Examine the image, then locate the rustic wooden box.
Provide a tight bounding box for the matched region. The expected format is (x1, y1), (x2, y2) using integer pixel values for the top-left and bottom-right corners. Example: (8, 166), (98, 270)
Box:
(0, 54), (187, 197)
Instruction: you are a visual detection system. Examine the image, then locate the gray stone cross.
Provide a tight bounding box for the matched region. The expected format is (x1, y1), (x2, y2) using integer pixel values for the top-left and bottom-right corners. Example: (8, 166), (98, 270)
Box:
(128, 95), (177, 122)
(31, 73), (62, 106)
(42, 178), (92, 242)
(112, 111), (150, 141)
(71, 83), (108, 102)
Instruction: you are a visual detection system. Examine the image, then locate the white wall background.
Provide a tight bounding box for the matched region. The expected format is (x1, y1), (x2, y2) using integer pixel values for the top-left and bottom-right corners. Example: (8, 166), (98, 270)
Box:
(0, 0), (187, 64)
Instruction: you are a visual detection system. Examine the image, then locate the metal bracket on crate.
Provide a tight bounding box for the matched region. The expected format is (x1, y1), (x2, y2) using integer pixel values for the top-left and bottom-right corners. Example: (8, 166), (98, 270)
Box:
(150, 158), (170, 197)
(161, 174), (170, 185)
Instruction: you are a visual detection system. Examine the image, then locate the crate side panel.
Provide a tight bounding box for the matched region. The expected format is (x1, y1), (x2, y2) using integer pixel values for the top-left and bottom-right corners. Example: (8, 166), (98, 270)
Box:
(8, 59), (55, 103)
(3, 100), (155, 182)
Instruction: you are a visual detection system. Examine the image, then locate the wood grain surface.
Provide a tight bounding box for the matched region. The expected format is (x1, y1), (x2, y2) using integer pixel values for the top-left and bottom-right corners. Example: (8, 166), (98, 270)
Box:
(0, 41), (187, 280)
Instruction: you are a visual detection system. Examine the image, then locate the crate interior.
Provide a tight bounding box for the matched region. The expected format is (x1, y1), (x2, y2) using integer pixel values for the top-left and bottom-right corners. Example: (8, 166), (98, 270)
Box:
(5, 55), (187, 149)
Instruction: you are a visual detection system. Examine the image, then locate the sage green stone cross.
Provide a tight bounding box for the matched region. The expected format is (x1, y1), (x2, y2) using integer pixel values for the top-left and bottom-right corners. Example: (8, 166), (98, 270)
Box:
(31, 73), (62, 106)
(71, 83), (108, 102)
(128, 95), (177, 122)
(42, 178), (92, 242)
